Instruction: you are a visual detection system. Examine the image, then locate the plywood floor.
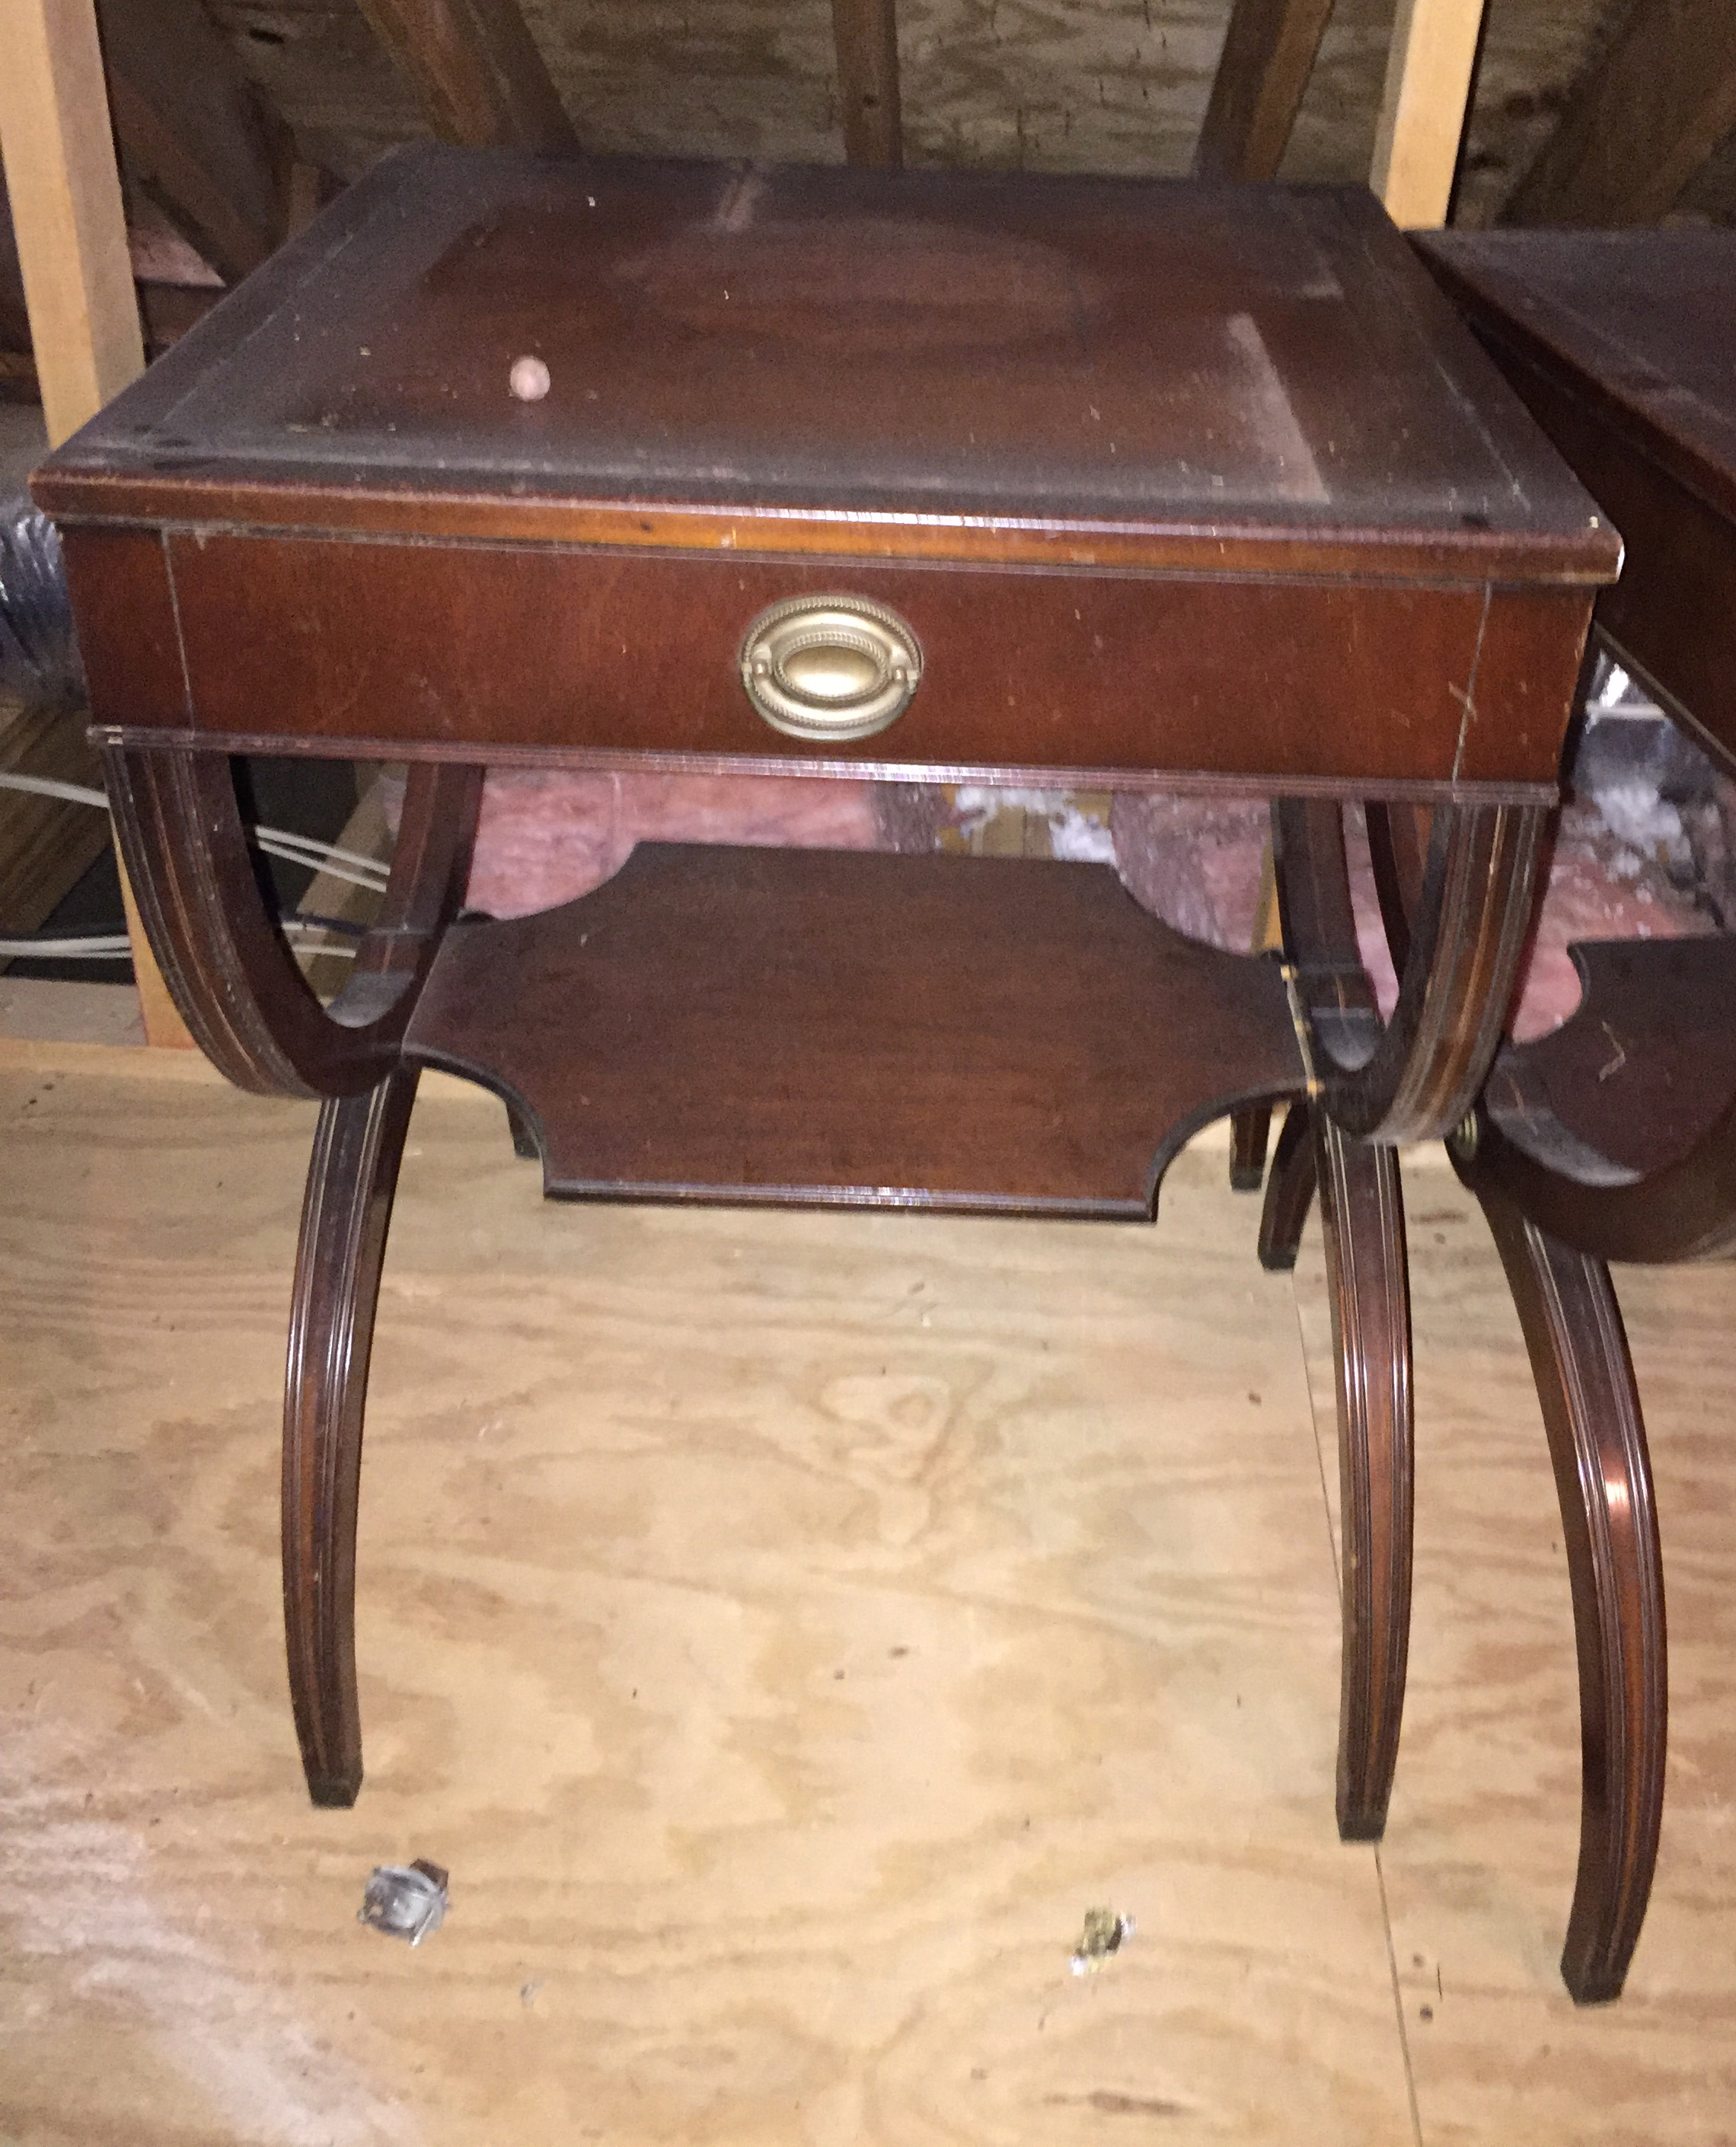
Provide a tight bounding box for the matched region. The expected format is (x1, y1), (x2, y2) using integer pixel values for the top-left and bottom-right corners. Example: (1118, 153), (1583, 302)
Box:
(2, 1053), (1734, 2145)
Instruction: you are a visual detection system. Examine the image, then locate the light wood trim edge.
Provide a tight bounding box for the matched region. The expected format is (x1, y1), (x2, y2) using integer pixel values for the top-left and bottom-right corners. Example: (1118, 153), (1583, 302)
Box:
(34, 485), (1622, 585)
(0, 0), (143, 445)
(0, 0), (190, 1045)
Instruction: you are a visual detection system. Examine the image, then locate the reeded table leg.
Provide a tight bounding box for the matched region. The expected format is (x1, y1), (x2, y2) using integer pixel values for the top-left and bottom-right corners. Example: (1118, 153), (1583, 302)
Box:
(103, 746), (482, 1803)
(1230, 1104), (1272, 1191)
(1255, 1098), (1414, 1839)
(1257, 1101), (1317, 1271)
(103, 748), (480, 1099)
(1274, 797), (1546, 1144)
(1266, 793), (1545, 1843)
(1316, 1115), (1413, 1841)
(282, 1067), (422, 1807)
(1472, 1177), (1667, 2004)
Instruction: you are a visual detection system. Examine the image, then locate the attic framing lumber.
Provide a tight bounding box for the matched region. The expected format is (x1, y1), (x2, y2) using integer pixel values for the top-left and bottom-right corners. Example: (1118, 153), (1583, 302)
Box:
(0, 0), (189, 1044)
(354, 0), (577, 152)
(2, 179), (37, 386)
(1501, 0), (1736, 228)
(1195, 0), (1336, 183)
(95, 0), (290, 285)
(0, 0), (145, 446)
(1370, 0), (1488, 228)
(831, 0), (902, 167)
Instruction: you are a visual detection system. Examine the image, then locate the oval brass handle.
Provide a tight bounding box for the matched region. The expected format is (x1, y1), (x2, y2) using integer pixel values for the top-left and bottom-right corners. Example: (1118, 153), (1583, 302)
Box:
(739, 595), (923, 742)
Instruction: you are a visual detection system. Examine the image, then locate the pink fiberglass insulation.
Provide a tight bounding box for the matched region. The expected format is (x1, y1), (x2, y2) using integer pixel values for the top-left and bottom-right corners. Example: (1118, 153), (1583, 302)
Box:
(1113, 793), (1713, 1043)
(1498, 796), (1718, 1042)
(455, 769), (885, 917)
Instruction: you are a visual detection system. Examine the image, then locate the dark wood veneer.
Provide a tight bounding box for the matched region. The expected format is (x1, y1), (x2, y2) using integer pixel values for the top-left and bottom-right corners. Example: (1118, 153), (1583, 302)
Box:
(59, 528), (1593, 793)
(145, 532), (1499, 780)
(30, 154), (1612, 1954)
(37, 150), (1613, 579)
(1323, 226), (1736, 2004)
(1470, 1176), (1666, 2009)
(58, 530), (187, 732)
(405, 844), (1304, 1215)
(1258, 1102), (1414, 1843)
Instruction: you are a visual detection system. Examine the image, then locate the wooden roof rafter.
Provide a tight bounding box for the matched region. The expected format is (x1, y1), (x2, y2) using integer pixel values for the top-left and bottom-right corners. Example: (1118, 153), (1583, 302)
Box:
(831, 0), (902, 167)
(1194, 0), (1337, 183)
(349, 0), (578, 150)
(96, 0), (295, 283)
(353, 0), (905, 167)
(0, 0), (190, 1043)
(1372, 0), (1489, 228)
(1501, 0), (1736, 227)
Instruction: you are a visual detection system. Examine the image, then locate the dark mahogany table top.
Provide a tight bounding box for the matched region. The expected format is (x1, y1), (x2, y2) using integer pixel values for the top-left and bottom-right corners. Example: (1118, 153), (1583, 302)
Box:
(37, 147), (1610, 587)
(34, 152), (1614, 794)
(1418, 229), (1736, 528)
(1418, 230), (1736, 1236)
(1418, 228), (1736, 772)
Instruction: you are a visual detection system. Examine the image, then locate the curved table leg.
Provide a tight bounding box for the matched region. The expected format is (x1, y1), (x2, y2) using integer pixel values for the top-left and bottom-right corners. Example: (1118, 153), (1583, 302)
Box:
(1316, 1115), (1414, 1841)
(282, 1066), (421, 1806)
(1467, 1172), (1667, 2004)
(1229, 1105), (1273, 1191)
(110, 748), (480, 1803)
(1255, 1098), (1414, 1837)
(1274, 797), (1546, 1144)
(1258, 1101), (1317, 1271)
(104, 746), (480, 1098)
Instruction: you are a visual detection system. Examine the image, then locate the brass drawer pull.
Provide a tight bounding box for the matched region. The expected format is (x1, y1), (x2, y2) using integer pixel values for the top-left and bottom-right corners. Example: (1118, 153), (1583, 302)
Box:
(739, 595), (922, 742)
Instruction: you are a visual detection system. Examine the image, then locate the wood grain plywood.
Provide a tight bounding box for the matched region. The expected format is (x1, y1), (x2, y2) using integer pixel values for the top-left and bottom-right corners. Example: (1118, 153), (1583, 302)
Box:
(1291, 1170), (1736, 2144)
(8, 1067), (1736, 2142)
(0, 1070), (1412, 2143)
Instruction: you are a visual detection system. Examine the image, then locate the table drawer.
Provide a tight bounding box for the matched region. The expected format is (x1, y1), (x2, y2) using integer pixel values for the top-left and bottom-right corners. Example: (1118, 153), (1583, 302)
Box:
(69, 528), (1587, 791)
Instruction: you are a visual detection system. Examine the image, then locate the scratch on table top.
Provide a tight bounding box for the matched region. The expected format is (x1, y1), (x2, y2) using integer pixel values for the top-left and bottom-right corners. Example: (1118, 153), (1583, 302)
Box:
(1449, 585), (1495, 785)
(713, 167), (769, 233)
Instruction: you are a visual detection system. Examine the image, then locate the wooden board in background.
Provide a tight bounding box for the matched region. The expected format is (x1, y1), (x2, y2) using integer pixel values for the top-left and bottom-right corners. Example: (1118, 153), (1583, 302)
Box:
(0, 0), (188, 1045)
(1371, 0), (1488, 228)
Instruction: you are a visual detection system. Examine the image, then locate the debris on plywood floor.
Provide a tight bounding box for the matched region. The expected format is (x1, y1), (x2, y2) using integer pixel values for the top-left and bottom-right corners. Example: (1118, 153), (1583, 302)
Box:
(1069, 1906), (1134, 1975)
(358, 1859), (448, 1945)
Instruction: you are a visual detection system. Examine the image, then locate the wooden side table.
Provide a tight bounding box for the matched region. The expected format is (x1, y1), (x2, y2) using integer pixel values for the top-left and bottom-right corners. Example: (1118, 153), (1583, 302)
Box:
(1425, 229), (1736, 2004)
(1268, 228), (1736, 2005)
(33, 150), (1610, 1851)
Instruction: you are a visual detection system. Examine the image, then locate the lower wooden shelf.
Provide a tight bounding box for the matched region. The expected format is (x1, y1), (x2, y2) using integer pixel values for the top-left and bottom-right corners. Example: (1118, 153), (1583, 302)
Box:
(404, 842), (1304, 1217)
(1488, 934), (1736, 1184)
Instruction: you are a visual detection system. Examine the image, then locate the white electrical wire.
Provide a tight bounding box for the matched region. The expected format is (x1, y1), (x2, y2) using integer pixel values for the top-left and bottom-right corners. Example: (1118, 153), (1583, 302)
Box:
(1, 921), (359, 963)
(0, 773), (106, 809)
(257, 834), (388, 892)
(0, 934), (134, 959)
(280, 918), (358, 960)
(0, 769), (391, 892)
(0, 771), (381, 963)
